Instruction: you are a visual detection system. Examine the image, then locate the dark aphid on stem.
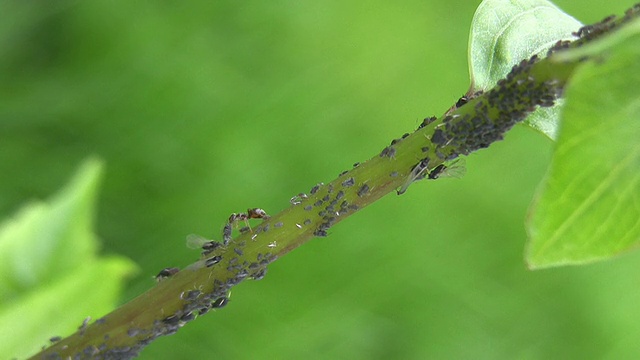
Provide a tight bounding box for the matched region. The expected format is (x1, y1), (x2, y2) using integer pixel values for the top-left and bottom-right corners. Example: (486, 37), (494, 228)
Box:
(180, 312), (196, 322)
(49, 336), (62, 343)
(78, 316), (91, 334)
(310, 184), (322, 194)
(456, 94), (469, 108)
(222, 223), (232, 245)
(428, 164), (447, 179)
(380, 146), (396, 158)
(202, 241), (221, 252)
(251, 268), (267, 281)
(342, 177), (355, 187)
(211, 297), (229, 309)
(155, 267), (180, 282)
(431, 129), (448, 146)
(397, 158), (431, 195)
(290, 193), (308, 205)
(205, 256), (223, 267)
(183, 290), (201, 301)
(233, 248), (244, 256)
(239, 226), (251, 234)
(418, 116), (437, 130)
(162, 315), (180, 326)
(314, 229), (328, 237)
(357, 184), (370, 197)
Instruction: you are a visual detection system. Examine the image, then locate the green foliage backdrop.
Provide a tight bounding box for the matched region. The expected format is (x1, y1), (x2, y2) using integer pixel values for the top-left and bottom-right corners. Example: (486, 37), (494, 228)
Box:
(1, 0), (638, 358)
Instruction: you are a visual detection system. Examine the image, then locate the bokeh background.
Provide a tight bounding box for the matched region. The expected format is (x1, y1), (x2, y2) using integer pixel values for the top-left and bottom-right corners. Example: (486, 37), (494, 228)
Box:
(2, 0), (639, 358)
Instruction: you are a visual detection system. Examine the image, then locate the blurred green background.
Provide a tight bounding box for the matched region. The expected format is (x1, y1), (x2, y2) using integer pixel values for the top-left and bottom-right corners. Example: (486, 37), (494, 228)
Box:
(2, 0), (639, 358)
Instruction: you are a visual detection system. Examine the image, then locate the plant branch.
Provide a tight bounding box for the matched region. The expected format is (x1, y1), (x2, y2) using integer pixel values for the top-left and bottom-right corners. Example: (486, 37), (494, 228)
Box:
(30, 5), (640, 359)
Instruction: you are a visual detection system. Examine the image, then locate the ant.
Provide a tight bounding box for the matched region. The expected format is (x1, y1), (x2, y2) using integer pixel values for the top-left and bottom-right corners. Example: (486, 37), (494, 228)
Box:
(223, 208), (270, 245)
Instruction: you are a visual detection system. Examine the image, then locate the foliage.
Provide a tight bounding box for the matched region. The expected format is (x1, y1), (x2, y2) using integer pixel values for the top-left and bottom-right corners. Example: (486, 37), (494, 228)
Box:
(0, 159), (136, 358)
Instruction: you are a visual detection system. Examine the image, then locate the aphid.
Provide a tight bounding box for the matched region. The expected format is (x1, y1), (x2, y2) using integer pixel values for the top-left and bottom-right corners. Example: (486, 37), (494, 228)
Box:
(455, 95), (469, 108)
(233, 248), (244, 256)
(155, 267), (180, 281)
(78, 316), (91, 333)
(49, 336), (62, 343)
(310, 184), (322, 194)
(239, 226), (251, 234)
(180, 312), (195, 322)
(379, 146), (396, 158)
(290, 193), (308, 205)
(397, 158), (431, 195)
(222, 223), (232, 245)
(353, 162), (360, 168)
(205, 256), (223, 267)
(83, 345), (99, 356)
(304, 205), (313, 211)
(338, 169), (348, 177)
(202, 241), (221, 254)
(429, 158), (466, 180)
(418, 116), (437, 130)
(303, 219), (311, 225)
(390, 171), (398, 177)
(314, 229), (328, 237)
(274, 222), (283, 228)
(198, 307), (210, 316)
(211, 297), (229, 309)
(322, 194), (330, 202)
(342, 177), (355, 187)
(162, 315), (180, 326)
(336, 190), (345, 200)
(430, 129), (448, 146)
(251, 268), (267, 281)
(357, 184), (370, 197)
(183, 290), (201, 301)
(428, 164), (446, 179)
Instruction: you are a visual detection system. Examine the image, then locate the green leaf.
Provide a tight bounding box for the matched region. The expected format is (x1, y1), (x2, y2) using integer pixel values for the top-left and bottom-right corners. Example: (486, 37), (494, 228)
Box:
(0, 159), (138, 358)
(468, 0), (582, 139)
(526, 24), (640, 269)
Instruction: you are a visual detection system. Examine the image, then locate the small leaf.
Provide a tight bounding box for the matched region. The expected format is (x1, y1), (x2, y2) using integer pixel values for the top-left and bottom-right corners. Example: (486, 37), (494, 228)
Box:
(468, 0), (582, 139)
(526, 25), (640, 269)
(0, 159), (137, 358)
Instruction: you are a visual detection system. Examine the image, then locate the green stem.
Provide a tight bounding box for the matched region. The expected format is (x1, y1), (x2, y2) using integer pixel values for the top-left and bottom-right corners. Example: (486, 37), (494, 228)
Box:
(30, 7), (639, 360)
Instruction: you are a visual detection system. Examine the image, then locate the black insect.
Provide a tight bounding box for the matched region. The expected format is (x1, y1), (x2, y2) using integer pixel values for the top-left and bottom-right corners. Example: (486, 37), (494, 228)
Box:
(357, 184), (370, 197)
(211, 297), (229, 309)
(205, 256), (223, 268)
(341, 177), (355, 187)
(155, 267), (180, 281)
(428, 164), (447, 179)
